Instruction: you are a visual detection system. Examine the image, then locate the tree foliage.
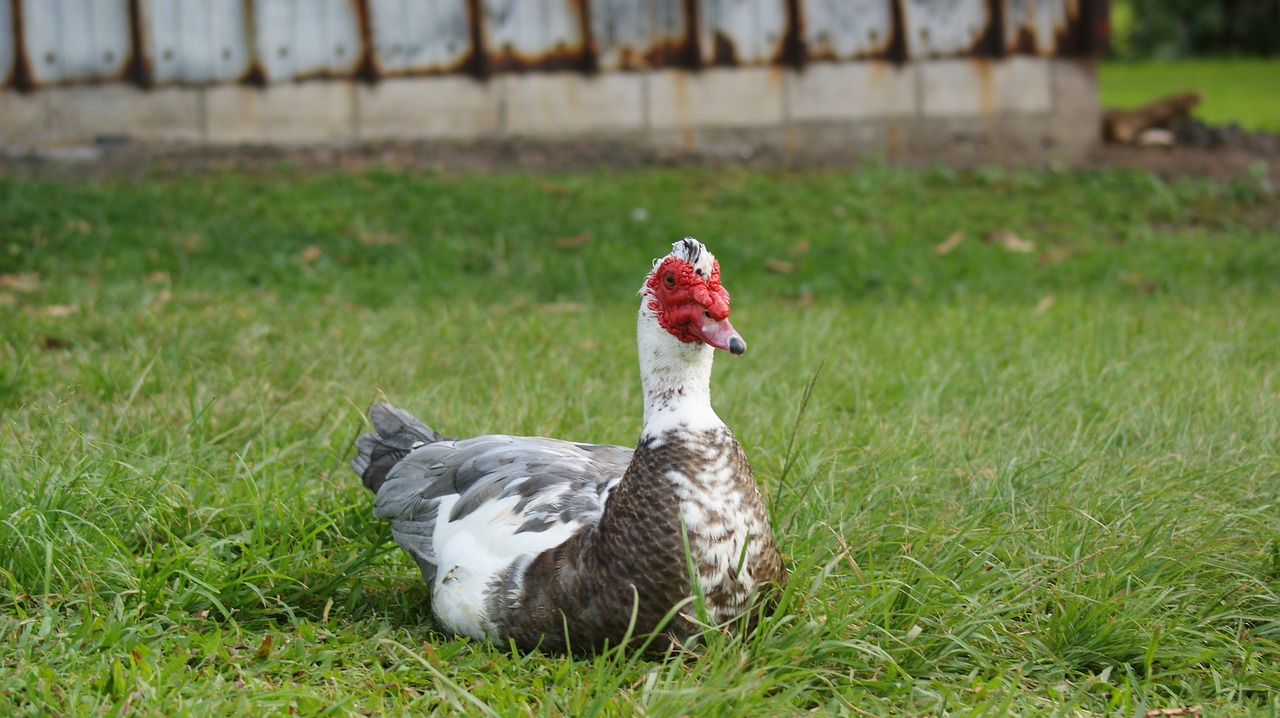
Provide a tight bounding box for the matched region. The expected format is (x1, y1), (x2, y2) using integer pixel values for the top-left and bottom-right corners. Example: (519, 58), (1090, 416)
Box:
(1112, 0), (1280, 58)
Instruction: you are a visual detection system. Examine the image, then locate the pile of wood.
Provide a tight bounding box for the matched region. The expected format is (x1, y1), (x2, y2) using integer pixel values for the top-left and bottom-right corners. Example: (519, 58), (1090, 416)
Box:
(1103, 92), (1202, 146)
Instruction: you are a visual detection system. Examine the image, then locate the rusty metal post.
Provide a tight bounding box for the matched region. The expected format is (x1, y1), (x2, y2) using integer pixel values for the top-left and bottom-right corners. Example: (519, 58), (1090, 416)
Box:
(124, 0), (152, 88)
(353, 0), (378, 82)
(10, 0), (33, 90)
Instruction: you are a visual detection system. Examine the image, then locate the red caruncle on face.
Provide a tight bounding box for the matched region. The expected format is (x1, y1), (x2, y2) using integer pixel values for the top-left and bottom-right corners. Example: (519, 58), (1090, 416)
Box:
(646, 257), (730, 344)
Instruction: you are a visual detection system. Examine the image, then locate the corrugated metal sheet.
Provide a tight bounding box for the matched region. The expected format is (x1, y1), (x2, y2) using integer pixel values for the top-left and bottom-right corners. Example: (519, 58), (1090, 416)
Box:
(1006, 0), (1074, 55)
(0, 0), (1108, 91)
(700, 0), (789, 65)
(252, 0), (363, 82)
(799, 0), (896, 61)
(1, 1), (14, 87)
(484, 0), (588, 72)
(138, 0), (252, 85)
(368, 0), (472, 75)
(20, 0), (133, 85)
(901, 0), (992, 59)
(592, 0), (694, 71)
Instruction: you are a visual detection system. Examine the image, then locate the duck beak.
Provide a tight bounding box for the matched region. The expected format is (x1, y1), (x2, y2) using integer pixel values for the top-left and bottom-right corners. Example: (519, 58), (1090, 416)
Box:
(694, 317), (746, 356)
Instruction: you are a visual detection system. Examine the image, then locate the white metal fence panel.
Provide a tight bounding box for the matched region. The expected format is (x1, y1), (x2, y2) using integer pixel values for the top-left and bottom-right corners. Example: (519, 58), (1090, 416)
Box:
(594, 0), (692, 71)
(140, 0), (251, 84)
(800, 0), (894, 60)
(253, 0), (363, 81)
(593, 0), (696, 70)
(592, 0), (646, 71)
(484, 0), (583, 69)
(21, 0), (132, 85)
(901, 0), (990, 59)
(700, 0), (788, 65)
(368, 0), (471, 75)
(1006, 0), (1073, 55)
(0, 0), (1104, 90)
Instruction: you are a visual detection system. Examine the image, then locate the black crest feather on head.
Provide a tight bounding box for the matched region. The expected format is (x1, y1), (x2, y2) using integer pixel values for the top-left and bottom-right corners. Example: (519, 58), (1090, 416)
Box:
(675, 237), (705, 264)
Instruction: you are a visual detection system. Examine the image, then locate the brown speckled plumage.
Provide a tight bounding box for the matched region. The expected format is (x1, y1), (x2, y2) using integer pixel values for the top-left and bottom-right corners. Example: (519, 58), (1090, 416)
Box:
(484, 429), (784, 652)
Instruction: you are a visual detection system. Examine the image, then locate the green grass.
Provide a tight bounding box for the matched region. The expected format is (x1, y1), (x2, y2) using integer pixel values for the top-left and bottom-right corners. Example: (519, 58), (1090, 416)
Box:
(1099, 58), (1280, 132)
(1, 165), (1277, 716)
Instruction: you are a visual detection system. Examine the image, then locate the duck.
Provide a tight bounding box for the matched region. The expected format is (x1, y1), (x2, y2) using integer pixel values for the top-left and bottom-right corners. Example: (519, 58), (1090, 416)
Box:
(351, 238), (785, 652)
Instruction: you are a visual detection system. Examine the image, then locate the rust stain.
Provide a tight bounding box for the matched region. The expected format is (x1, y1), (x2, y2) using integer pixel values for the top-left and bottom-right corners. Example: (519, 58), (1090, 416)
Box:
(124, 0), (153, 88)
(1009, 26), (1043, 56)
(240, 0), (267, 86)
(805, 31), (837, 63)
(885, 0), (908, 64)
(1087, 0), (1111, 55)
(240, 62), (266, 86)
(765, 66), (784, 94)
(671, 69), (693, 150)
(972, 57), (995, 115)
(465, 0), (489, 78)
(3, 0), (1109, 93)
(643, 34), (699, 70)
(974, 0), (1005, 58)
(802, 28), (896, 63)
(484, 0), (594, 74)
(277, 68), (364, 83)
(8, 0), (34, 90)
(1008, 0), (1081, 57)
(1001, 0), (1110, 57)
(774, 0), (804, 68)
(680, 0), (701, 69)
(11, 0), (137, 88)
(1056, 0), (1109, 56)
(232, 0), (383, 83)
(488, 43), (587, 74)
(601, 1), (700, 71)
(377, 54), (477, 78)
(360, 0), (479, 79)
(608, 43), (678, 72)
(868, 58), (890, 87)
(710, 31), (736, 67)
(615, 45), (637, 70)
(352, 0), (379, 82)
(572, 0), (597, 74)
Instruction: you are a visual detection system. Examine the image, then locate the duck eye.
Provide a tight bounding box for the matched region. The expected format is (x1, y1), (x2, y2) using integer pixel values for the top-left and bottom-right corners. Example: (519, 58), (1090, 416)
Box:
(664, 273), (676, 288)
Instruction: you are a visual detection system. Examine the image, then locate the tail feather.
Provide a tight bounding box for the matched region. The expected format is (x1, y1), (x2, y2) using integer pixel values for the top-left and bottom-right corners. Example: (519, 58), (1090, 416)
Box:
(352, 402), (446, 493)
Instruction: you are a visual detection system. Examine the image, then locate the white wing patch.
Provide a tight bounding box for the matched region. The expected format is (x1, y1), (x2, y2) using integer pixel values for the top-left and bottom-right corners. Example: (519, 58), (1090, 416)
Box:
(429, 491), (593, 639)
(372, 435), (628, 641)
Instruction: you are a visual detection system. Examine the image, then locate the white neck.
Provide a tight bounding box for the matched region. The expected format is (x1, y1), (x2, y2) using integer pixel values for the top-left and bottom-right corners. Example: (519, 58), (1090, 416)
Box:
(636, 300), (724, 439)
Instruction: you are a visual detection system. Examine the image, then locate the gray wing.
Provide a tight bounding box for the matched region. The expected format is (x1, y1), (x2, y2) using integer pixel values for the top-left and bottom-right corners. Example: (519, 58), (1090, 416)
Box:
(372, 434), (633, 573)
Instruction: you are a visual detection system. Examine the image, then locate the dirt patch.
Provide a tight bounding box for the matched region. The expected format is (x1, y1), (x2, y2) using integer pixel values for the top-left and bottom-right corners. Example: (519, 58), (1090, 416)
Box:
(1085, 120), (1279, 181)
(2, 122), (1277, 183)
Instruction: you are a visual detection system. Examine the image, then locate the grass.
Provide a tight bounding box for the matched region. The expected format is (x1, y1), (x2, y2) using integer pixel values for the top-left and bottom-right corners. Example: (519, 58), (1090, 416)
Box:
(0, 164), (1278, 716)
(1099, 58), (1280, 132)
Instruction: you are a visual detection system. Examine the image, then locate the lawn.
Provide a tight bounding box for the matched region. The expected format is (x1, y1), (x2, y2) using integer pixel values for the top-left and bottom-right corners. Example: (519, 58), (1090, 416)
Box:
(1, 165), (1278, 716)
(1099, 58), (1280, 132)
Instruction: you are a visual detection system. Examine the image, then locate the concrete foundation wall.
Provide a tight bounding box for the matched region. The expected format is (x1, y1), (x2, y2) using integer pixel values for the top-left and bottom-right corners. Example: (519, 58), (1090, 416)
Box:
(0, 58), (1099, 166)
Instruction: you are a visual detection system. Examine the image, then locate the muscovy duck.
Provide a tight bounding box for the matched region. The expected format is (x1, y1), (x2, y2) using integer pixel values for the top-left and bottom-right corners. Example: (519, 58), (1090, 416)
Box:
(352, 238), (784, 652)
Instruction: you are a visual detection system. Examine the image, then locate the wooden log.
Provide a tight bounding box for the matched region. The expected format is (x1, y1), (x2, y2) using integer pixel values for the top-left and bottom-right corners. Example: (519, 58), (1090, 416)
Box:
(1103, 92), (1203, 144)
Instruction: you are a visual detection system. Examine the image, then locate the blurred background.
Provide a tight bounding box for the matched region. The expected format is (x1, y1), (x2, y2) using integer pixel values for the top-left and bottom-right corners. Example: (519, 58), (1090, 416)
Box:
(0, 0), (1275, 173)
(1102, 0), (1278, 135)
(1110, 0), (1278, 59)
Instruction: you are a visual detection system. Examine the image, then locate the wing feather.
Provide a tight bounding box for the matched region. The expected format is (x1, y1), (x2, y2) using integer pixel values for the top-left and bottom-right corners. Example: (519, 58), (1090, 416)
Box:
(373, 434), (632, 573)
